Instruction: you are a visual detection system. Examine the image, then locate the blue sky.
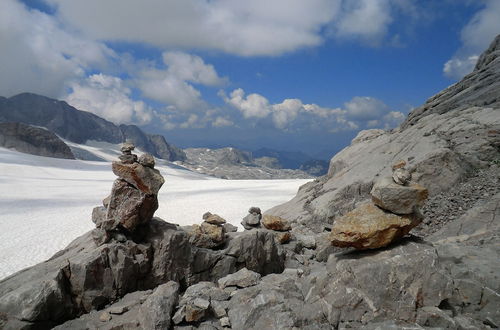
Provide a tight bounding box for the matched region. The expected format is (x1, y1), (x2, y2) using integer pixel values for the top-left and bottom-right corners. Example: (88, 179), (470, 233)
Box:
(2, 0), (500, 159)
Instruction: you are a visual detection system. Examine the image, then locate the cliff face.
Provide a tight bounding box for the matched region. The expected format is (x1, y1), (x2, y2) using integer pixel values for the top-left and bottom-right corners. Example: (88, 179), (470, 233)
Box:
(0, 122), (75, 159)
(266, 34), (500, 233)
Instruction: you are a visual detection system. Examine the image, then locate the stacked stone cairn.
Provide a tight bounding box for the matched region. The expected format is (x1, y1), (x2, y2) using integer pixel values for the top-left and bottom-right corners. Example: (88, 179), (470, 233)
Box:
(91, 142), (165, 245)
(187, 212), (234, 248)
(329, 160), (428, 249)
(241, 207), (292, 244)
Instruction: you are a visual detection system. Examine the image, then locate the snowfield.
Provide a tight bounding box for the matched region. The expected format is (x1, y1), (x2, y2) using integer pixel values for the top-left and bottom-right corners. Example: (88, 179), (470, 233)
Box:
(0, 146), (310, 280)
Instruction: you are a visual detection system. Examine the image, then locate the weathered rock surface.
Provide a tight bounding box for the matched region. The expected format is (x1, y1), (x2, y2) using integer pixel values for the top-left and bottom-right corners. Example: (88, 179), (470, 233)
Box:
(370, 176), (428, 214)
(0, 122), (75, 159)
(262, 215), (291, 231)
(0, 220), (284, 329)
(218, 268), (261, 289)
(111, 161), (165, 195)
(329, 202), (423, 249)
(187, 222), (226, 249)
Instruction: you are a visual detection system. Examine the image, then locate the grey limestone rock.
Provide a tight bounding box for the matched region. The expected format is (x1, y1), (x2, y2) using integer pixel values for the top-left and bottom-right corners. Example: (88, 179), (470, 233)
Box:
(138, 152), (155, 168)
(392, 167), (412, 185)
(218, 268), (261, 289)
(370, 176), (428, 214)
(139, 281), (179, 330)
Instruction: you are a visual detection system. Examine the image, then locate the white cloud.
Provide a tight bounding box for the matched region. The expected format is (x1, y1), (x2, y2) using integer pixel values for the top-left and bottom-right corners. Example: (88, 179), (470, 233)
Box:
(162, 52), (227, 86)
(66, 74), (153, 125)
(0, 0), (114, 97)
(220, 89), (271, 119)
(344, 96), (389, 120)
(46, 0), (337, 56)
(135, 51), (226, 111)
(271, 99), (303, 129)
(443, 0), (500, 79)
(213, 116), (234, 128)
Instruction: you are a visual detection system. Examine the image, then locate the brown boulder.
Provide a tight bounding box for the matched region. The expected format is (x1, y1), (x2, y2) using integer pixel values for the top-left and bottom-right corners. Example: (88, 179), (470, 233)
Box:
(262, 215), (291, 231)
(204, 213), (227, 225)
(187, 222), (226, 248)
(329, 202), (422, 249)
(112, 162), (165, 195)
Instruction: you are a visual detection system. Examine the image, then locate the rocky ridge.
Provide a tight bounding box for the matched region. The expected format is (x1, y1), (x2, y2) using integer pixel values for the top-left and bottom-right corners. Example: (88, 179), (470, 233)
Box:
(0, 122), (75, 159)
(0, 93), (186, 162)
(179, 147), (314, 179)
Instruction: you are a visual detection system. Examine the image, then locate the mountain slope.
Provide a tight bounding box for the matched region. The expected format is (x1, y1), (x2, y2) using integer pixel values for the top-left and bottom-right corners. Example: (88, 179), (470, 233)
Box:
(0, 93), (185, 161)
(266, 34), (500, 233)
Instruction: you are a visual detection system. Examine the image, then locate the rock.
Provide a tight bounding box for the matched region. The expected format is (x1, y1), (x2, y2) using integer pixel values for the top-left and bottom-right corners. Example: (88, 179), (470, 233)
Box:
(370, 176), (428, 214)
(0, 122), (75, 159)
(392, 167), (412, 185)
(172, 305), (185, 324)
(218, 268), (261, 288)
(329, 202), (423, 249)
(106, 179), (159, 232)
(139, 281), (179, 330)
(91, 228), (110, 245)
(121, 142), (135, 153)
(296, 234), (316, 249)
(249, 207), (262, 215)
(185, 303), (208, 322)
(99, 311), (112, 322)
(138, 153), (155, 168)
(187, 222), (225, 249)
(262, 215), (291, 231)
(204, 213), (226, 225)
(391, 159), (407, 170)
(118, 153), (137, 164)
(112, 161), (165, 195)
(242, 213), (261, 226)
(416, 307), (456, 329)
(220, 316), (231, 327)
(223, 223), (238, 232)
(224, 229), (285, 275)
(275, 231), (291, 244)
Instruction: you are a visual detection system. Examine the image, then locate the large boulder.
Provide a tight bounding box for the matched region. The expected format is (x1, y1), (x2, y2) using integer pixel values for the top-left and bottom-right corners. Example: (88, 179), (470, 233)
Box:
(329, 202), (423, 249)
(111, 161), (164, 195)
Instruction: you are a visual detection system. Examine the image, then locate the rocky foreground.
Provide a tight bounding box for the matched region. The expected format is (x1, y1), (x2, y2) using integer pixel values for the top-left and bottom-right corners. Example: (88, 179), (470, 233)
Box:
(1, 36), (499, 329)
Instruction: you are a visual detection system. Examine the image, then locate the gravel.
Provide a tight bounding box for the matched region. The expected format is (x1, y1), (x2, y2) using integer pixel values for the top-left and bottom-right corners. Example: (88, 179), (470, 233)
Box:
(413, 164), (500, 237)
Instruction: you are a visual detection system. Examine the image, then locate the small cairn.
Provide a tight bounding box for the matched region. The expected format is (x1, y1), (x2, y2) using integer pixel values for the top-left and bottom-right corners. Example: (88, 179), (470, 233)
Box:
(262, 214), (292, 244)
(91, 142), (165, 245)
(329, 160), (428, 249)
(241, 207), (262, 230)
(187, 212), (228, 248)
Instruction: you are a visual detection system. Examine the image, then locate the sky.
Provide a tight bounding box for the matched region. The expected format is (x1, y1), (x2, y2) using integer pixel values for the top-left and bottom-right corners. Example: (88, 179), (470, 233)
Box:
(1, 0), (500, 159)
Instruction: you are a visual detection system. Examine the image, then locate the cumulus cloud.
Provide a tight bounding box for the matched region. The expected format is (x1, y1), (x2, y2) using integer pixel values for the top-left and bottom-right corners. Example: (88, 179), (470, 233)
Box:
(66, 74), (153, 125)
(443, 0), (500, 79)
(220, 88), (400, 131)
(212, 116), (234, 128)
(135, 51), (226, 111)
(344, 96), (390, 120)
(45, 0), (336, 56)
(0, 0), (114, 97)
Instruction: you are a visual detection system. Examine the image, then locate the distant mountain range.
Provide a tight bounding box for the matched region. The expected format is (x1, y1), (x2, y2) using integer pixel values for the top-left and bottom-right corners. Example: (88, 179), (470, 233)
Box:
(0, 92), (329, 178)
(0, 93), (186, 161)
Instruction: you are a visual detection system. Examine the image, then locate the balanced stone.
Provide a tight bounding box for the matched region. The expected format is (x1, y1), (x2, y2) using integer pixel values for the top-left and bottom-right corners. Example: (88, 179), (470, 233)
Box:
(121, 142), (135, 154)
(138, 153), (155, 168)
(371, 176), (428, 214)
(204, 213), (226, 225)
(112, 161), (165, 195)
(393, 167), (412, 185)
(329, 202), (423, 249)
(118, 153), (137, 164)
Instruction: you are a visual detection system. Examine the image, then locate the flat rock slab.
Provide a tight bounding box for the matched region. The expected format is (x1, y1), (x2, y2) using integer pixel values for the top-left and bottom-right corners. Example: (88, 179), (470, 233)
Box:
(329, 202), (422, 249)
(112, 161), (164, 195)
(370, 176), (428, 214)
(218, 268), (261, 289)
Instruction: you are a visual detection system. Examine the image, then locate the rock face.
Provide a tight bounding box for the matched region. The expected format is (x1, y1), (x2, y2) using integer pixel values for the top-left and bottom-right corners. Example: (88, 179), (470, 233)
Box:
(329, 202), (423, 249)
(0, 122), (74, 159)
(266, 34), (500, 234)
(0, 93), (186, 161)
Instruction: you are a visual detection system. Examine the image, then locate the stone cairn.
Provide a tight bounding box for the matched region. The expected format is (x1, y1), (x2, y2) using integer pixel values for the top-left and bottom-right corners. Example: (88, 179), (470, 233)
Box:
(242, 206), (292, 244)
(91, 142), (165, 245)
(329, 160), (428, 249)
(186, 212), (231, 249)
